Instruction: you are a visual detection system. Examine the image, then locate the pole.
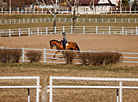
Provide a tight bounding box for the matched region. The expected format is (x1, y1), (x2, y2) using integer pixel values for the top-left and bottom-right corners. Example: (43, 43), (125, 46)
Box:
(9, 0), (11, 14)
(117, 89), (119, 102)
(28, 88), (30, 102)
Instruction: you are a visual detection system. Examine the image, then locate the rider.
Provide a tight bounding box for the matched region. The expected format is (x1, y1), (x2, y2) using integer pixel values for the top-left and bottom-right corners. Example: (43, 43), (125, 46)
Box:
(61, 32), (67, 50)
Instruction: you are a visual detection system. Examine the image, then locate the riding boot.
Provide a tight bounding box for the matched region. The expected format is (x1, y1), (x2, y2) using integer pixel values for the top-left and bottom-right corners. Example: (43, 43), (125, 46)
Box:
(63, 44), (65, 50)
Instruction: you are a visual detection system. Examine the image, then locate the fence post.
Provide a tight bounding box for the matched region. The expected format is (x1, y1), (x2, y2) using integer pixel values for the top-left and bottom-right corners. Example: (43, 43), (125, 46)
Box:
(37, 27), (39, 35)
(9, 19), (11, 24)
(28, 19), (29, 23)
(71, 26), (73, 34)
(19, 19), (20, 24)
(44, 48), (46, 63)
(95, 18), (97, 23)
(5, 19), (6, 24)
(22, 48), (25, 63)
(65, 18), (66, 22)
(28, 28), (30, 36)
(122, 26), (124, 35)
(14, 19), (16, 24)
(119, 81), (122, 102)
(96, 26), (98, 34)
(135, 19), (137, 23)
(23, 19), (25, 23)
(63, 26), (65, 32)
(32, 19), (33, 23)
(89, 18), (91, 23)
(136, 26), (137, 35)
(41, 78), (48, 102)
(83, 26), (85, 34)
(121, 18), (123, 23)
(0, 20), (1, 24)
(50, 77), (53, 102)
(19, 28), (21, 36)
(28, 88), (30, 102)
(109, 26), (111, 35)
(46, 27), (48, 35)
(36, 18), (37, 23)
(9, 29), (11, 37)
(44, 18), (46, 22)
(54, 27), (56, 34)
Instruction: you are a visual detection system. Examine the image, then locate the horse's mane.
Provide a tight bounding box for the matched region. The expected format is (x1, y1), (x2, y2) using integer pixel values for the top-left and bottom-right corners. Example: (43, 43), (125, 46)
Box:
(50, 39), (61, 44)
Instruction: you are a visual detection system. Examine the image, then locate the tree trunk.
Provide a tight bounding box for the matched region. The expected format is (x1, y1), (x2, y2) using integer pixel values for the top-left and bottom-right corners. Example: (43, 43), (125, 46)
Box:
(73, 7), (75, 30)
(53, 14), (56, 31)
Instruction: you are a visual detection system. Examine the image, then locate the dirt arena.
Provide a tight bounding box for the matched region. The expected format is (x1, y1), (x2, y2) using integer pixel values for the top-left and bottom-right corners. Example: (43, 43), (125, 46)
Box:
(0, 34), (138, 53)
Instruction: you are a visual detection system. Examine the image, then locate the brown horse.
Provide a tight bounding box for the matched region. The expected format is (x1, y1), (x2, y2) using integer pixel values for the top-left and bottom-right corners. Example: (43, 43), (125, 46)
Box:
(49, 39), (80, 58)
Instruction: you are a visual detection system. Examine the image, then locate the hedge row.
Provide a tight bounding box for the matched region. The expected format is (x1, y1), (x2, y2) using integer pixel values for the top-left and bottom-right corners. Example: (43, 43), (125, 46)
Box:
(0, 49), (42, 63)
(64, 51), (122, 66)
(0, 49), (122, 65)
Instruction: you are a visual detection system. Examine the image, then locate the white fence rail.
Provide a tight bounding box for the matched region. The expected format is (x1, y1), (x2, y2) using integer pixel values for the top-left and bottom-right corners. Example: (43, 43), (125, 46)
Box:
(1, 18), (138, 25)
(1, 47), (138, 64)
(0, 76), (40, 102)
(0, 10), (138, 14)
(0, 26), (138, 37)
(49, 76), (138, 102)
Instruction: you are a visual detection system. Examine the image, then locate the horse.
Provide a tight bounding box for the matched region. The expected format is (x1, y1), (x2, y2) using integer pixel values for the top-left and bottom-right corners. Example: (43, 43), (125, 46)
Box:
(49, 39), (80, 58)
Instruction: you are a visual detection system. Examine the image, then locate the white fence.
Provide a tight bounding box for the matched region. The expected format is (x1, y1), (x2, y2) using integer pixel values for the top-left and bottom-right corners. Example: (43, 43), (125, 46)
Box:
(1, 76), (138, 102)
(0, 10), (138, 14)
(1, 47), (138, 64)
(49, 76), (138, 102)
(1, 18), (138, 25)
(0, 26), (138, 37)
(0, 76), (40, 102)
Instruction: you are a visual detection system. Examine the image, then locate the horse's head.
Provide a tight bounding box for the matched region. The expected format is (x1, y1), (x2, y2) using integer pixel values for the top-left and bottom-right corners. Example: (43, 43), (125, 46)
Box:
(50, 40), (54, 49)
(49, 40), (60, 49)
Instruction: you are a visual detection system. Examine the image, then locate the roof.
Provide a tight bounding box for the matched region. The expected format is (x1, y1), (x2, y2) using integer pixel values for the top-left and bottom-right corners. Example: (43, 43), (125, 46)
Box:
(70, 0), (118, 5)
(70, 0), (99, 5)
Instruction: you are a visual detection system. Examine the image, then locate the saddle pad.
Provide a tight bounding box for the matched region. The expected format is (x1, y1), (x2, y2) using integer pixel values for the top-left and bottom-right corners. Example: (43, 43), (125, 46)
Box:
(66, 43), (69, 46)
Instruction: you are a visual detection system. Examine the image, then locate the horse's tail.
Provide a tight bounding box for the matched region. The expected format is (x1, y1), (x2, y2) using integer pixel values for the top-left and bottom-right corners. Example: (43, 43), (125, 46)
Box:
(75, 43), (80, 52)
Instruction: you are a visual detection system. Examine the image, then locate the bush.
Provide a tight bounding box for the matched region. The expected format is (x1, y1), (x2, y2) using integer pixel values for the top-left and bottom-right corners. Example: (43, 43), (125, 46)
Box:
(78, 52), (122, 66)
(89, 52), (105, 66)
(63, 51), (76, 64)
(0, 49), (22, 63)
(26, 51), (42, 63)
(78, 52), (90, 65)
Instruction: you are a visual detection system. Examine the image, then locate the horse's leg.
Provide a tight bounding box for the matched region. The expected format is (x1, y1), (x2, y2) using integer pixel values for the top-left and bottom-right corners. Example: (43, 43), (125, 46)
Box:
(53, 51), (60, 58)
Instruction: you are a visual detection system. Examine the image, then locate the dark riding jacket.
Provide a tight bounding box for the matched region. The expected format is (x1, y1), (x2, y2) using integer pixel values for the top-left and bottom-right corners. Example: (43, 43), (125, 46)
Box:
(62, 35), (67, 49)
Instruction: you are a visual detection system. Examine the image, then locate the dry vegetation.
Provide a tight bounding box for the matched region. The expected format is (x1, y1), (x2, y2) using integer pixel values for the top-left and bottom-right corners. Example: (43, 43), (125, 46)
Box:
(0, 63), (138, 101)
(0, 14), (138, 101)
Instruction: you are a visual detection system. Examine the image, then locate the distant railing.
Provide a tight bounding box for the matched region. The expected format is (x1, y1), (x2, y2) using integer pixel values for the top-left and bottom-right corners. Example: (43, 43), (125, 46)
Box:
(1, 47), (138, 64)
(0, 26), (137, 37)
(0, 10), (138, 14)
(0, 18), (138, 25)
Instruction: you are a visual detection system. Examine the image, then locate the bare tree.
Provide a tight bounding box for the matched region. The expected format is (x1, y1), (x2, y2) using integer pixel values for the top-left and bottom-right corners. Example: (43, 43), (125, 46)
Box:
(42, 0), (63, 31)
(66, 0), (81, 29)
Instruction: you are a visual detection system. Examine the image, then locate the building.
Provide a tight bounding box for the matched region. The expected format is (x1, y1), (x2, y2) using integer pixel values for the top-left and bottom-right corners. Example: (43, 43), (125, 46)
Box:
(70, 0), (118, 14)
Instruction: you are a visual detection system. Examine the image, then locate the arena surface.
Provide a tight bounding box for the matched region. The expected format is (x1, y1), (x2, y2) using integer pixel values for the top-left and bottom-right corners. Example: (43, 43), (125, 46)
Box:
(0, 34), (138, 53)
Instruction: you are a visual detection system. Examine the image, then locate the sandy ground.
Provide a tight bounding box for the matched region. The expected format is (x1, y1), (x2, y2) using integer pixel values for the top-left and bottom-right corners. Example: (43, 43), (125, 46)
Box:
(0, 34), (138, 53)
